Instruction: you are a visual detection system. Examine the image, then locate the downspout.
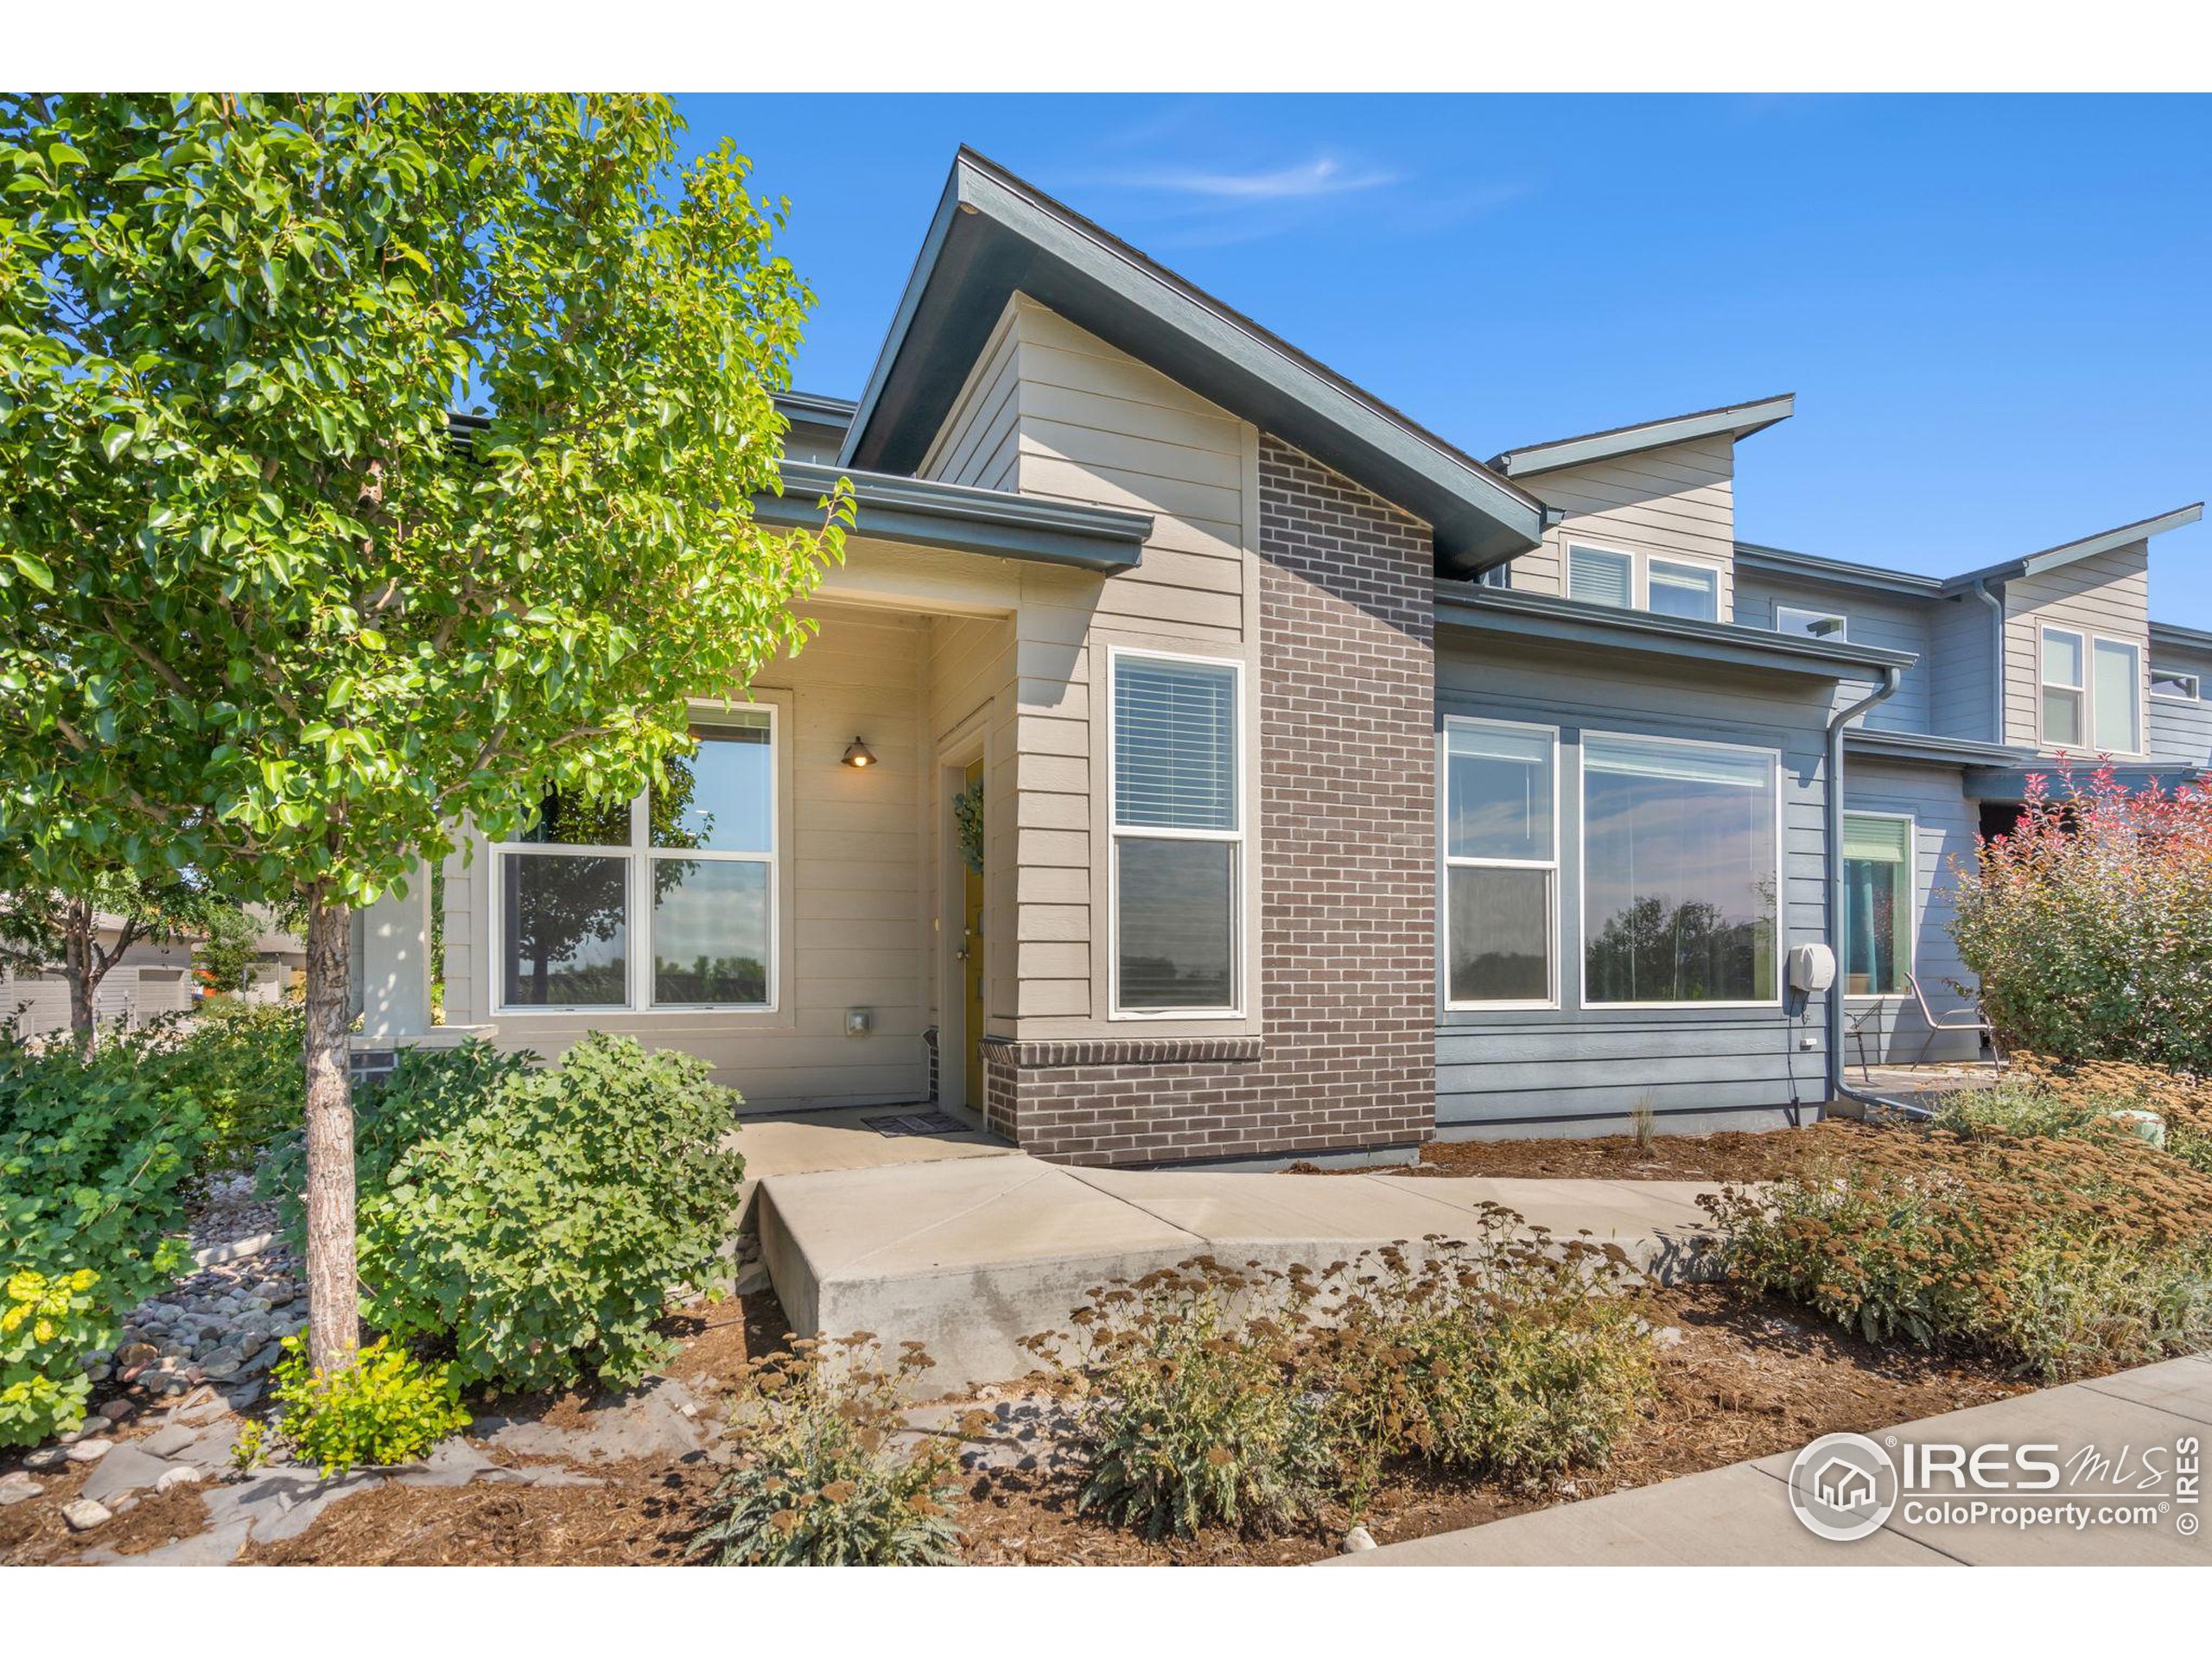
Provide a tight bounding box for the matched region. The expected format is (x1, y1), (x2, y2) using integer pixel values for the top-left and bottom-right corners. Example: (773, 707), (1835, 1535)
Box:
(1970, 578), (2004, 743)
(1824, 664), (1929, 1120)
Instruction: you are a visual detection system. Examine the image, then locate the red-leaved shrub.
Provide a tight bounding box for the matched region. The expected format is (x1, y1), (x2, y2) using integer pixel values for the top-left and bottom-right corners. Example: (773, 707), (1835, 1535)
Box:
(1951, 760), (2212, 1070)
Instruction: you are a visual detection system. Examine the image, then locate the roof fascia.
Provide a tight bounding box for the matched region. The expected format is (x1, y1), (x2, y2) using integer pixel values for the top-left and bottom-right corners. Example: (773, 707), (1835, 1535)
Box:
(1490, 395), (1795, 479)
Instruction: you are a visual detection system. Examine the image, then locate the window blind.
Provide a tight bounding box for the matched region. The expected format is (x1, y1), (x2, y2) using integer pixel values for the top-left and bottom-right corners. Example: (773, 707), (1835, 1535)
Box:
(1567, 546), (1633, 608)
(1114, 657), (1237, 830)
(1582, 734), (1771, 791)
(1842, 815), (1911, 864)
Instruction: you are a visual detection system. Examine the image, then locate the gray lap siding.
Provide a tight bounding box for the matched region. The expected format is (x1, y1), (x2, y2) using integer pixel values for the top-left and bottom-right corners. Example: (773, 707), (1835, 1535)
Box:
(1434, 640), (1836, 1135)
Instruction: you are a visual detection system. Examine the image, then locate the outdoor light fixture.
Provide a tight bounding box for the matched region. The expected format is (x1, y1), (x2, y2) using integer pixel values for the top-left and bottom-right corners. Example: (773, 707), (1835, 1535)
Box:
(842, 735), (878, 769)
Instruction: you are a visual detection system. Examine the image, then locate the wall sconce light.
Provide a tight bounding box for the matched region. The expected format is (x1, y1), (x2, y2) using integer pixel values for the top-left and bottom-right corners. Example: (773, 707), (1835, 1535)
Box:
(842, 735), (878, 769)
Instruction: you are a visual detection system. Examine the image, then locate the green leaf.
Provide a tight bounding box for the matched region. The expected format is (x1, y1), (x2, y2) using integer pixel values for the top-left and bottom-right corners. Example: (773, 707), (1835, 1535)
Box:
(100, 423), (134, 461)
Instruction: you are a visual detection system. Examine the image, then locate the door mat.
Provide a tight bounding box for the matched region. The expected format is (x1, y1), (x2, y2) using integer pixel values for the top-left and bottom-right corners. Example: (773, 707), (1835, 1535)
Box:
(861, 1110), (973, 1138)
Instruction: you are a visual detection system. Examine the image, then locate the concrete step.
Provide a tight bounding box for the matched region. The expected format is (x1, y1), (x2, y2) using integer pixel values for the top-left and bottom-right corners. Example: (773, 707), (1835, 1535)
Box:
(758, 1158), (1724, 1392)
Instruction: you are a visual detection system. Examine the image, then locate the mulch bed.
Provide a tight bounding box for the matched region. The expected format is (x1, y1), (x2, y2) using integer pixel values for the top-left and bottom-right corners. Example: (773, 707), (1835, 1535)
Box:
(0, 1159), (2048, 1567)
(1406, 1119), (1887, 1184)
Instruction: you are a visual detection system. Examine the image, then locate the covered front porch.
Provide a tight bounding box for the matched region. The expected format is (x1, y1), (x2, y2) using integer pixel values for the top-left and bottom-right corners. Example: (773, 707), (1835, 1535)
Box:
(350, 469), (1150, 1120)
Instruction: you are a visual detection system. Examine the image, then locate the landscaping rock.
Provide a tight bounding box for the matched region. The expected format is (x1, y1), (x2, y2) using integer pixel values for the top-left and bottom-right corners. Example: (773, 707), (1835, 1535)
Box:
(62, 1497), (113, 1532)
(730, 1262), (772, 1297)
(1340, 1525), (1377, 1554)
(65, 1438), (113, 1464)
(156, 1465), (205, 1494)
(83, 1444), (176, 1504)
(24, 1446), (67, 1471)
(0, 1471), (38, 1506)
(199, 1348), (244, 1380)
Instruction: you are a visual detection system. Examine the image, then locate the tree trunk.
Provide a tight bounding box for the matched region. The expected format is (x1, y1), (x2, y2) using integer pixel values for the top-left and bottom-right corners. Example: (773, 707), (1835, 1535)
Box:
(302, 893), (359, 1373)
(63, 900), (95, 1058)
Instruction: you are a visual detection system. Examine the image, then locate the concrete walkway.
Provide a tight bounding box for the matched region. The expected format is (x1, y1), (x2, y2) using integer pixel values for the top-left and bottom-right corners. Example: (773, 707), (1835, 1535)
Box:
(1325, 1352), (2212, 1567)
(757, 1153), (1720, 1391)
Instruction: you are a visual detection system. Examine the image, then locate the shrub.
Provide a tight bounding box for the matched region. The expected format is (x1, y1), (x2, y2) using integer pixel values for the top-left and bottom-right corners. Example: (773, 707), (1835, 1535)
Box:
(1988, 1054), (2212, 1173)
(1950, 763), (2212, 1071)
(1032, 1257), (1337, 1540)
(1029, 1230), (1656, 1539)
(354, 1033), (744, 1394)
(0, 1034), (202, 1444)
(0, 1267), (103, 1447)
(1704, 1126), (2212, 1378)
(130, 1002), (304, 1172)
(1313, 1219), (1654, 1493)
(258, 1036), (533, 1223)
(690, 1336), (963, 1567)
(267, 1335), (470, 1477)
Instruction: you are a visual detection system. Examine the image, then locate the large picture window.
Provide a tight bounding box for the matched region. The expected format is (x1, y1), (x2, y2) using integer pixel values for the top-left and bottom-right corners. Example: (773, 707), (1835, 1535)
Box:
(1444, 720), (1557, 1006)
(1581, 733), (1780, 1006)
(1842, 813), (1913, 996)
(497, 709), (776, 1012)
(1111, 652), (1242, 1014)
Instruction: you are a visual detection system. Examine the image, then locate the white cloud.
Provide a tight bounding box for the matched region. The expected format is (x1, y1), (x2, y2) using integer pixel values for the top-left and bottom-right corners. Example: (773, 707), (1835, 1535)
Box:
(1115, 154), (1401, 200)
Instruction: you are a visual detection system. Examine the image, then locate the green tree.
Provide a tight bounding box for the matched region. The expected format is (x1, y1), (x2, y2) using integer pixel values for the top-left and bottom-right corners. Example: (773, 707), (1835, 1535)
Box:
(0, 863), (243, 1052)
(0, 94), (849, 1370)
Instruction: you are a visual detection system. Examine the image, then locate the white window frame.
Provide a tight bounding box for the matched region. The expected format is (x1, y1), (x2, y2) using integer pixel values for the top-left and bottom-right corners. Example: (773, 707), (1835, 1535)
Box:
(1775, 604), (1848, 641)
(1645, 556), (1723, 623)
(2039, 626), (2146, 756)
(1576, 728), (1786, 1011)
(1106, 646), (1246, 1021)
(1840, 810), (1916, 1001)
(1564, 539), (1729, 622)
(2090, 636), (2145, 757)
(491, 702), (779, 1015)
(2038, 626), (2087, 751)
(2151, 666), (2202, 703)
(1441, 716), (1560, 1012)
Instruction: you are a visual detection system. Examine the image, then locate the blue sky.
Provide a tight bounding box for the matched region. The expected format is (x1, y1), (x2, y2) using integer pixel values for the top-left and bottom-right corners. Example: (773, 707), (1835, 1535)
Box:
(674, 94), (2212, 621)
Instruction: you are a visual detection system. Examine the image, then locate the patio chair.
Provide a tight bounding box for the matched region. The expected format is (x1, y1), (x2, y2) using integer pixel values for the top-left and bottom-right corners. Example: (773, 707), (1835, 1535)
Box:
(1904, 971), (2002, 1071)
(1844, 1000), (1886, 1083)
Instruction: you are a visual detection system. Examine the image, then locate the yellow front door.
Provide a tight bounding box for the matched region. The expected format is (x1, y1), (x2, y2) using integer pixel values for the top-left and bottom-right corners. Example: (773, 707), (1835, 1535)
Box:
(961, 760), (986, 1113)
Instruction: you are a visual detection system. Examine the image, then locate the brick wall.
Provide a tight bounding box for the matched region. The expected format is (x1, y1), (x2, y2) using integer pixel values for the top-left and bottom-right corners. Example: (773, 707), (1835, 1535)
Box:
(988, 435), (1438, 1165)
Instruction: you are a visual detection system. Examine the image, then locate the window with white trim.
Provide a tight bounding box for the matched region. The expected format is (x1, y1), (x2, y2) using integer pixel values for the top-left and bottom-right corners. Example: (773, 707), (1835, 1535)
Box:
(1111, 652), (1242, 1014)
(2040, 626), (2085, 747)
(497, 709), (776, 1011)
(1444, 721), (1557, 1006)
(1648, 558), (1719, 622)
(1581, 733), (1780, 1006)
(1842, 813), (1913, 996)
(2092, 638), (2142, 753)
(1566, 542), (1726, 621)
(1775, 605), (1848, 640)
(2151, 667), (2201, 702)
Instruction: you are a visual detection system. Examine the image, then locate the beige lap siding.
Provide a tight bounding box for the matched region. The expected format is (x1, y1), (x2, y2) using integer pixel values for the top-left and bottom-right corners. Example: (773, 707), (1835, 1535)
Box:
(2000, 541), (2152, 756)
(1500, 434), (1738, 618)
(986, 435), (1437, 1165)
(442, 601), (934, 1112)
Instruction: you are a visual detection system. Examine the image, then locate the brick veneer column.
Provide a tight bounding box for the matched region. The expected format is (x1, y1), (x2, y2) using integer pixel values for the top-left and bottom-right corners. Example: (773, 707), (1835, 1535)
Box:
(992, 435), (1438, 1165)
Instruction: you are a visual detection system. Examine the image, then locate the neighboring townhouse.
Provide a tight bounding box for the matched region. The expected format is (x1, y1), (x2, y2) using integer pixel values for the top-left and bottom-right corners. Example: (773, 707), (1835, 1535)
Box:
(352, 148), (2206, 1160)
(2, 903), (306, 1037)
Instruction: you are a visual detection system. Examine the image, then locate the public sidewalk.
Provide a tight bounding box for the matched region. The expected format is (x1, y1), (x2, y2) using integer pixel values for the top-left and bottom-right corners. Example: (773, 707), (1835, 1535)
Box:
(1325, 1351), (2212, 1567)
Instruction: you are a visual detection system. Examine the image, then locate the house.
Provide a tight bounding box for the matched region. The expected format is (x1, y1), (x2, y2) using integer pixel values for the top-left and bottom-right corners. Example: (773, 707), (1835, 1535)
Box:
(0, 903), (302, 1035)
(350, 149), (2206, 1165)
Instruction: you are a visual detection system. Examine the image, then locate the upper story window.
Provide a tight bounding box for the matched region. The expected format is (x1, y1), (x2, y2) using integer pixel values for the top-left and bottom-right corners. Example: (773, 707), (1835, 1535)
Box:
(2152, 667), (2202, 702)
(1110, 650), (1243, 1016)
(2041, 626), (2143, 753)
(1581, 732), (1780, 1006)
(1566, 542), (1723, 623)
(497, 709), (777, 1013)
(1443, 720), (1558, 1007)
(1775, 605), (1848, 640)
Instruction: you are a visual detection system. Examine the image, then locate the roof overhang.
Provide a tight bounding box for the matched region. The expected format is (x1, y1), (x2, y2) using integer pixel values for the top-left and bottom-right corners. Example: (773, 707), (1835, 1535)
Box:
(1733, 543), (1947, 600)
(1489, 394), (1795, 480)
(755, 461), (1151, 573)
(840, 149), (1548, 577)
(1941, 503), (2205, 594)
(2150, 619), (2212, 656)
(774, 390), (855, 453)
(1966, 762), (2207, 804)
(1845, 729), (2037, 770)
(1434, 582), (1916, 681)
